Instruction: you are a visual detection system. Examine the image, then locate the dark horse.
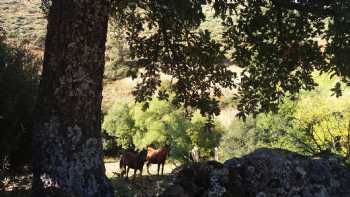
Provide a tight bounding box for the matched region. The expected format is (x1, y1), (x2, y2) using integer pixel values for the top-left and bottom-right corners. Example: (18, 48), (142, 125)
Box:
(119, 149), (147, 179)
(146, 144), (170, 176)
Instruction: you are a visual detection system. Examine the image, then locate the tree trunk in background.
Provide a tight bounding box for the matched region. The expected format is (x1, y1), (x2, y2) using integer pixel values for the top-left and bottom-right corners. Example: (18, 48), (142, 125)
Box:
(32, 1), (113, 196)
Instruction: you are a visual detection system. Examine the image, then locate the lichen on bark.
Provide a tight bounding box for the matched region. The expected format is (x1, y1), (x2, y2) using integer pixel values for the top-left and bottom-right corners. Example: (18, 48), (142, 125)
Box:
(32, 0), (113, 196)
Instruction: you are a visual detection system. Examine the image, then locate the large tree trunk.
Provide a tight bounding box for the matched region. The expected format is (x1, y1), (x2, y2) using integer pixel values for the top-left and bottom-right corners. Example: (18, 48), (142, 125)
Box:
(32, 0), (113, 196)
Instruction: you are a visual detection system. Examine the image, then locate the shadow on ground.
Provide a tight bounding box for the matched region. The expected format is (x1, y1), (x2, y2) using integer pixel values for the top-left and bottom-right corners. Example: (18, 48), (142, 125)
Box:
(110, 174), (173, 197)
(1, 160), (176, 197)
(0, 190), (31, 197)
(1, 174), (173, 197)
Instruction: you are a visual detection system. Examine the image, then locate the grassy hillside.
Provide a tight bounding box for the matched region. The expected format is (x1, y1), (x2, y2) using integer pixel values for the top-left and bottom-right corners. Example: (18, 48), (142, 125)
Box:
(102, 78), (136, 111)
(0, 0), (131, 109)
(0, 0), (46, 50)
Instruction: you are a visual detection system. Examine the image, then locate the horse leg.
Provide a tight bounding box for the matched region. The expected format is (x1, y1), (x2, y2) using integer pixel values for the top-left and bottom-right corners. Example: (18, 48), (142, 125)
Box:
(120, 159), (125, 177)
(133, 169), (137, 180)
(157, 163), (160, 176)
(161, 162), (165, 176)
(147, 162), (151, 175)
(120, 167), (124, 177)
(121, 166), (125, 177)
(126, 166), (130, 180)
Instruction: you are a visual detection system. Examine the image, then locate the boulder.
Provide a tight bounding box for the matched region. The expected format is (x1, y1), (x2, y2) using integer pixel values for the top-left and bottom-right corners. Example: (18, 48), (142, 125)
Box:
(162, 160), (243, 197)
(162, 148), (350, 197)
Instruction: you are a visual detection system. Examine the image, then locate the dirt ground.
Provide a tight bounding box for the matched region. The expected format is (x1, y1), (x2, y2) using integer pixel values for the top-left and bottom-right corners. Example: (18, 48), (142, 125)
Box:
(105, 159), (176, 177)
(106, 159), (177, 197)
(0, 159), (177, 197)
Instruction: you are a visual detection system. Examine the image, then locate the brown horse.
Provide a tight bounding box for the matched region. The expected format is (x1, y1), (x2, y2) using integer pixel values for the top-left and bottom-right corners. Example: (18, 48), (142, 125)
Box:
(146, 144), (170, 176)
(119, 149), (147, 179)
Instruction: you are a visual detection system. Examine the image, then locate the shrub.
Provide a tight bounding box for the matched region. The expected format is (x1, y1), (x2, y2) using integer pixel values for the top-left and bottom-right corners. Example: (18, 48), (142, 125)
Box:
(102, 101), (136, 151)
(186, 113), (223, 159)
(102, 98), (222, 161)
(218, 116), (261, 160)
(0, 30), (40, 168)
(219, 74), (350, 160)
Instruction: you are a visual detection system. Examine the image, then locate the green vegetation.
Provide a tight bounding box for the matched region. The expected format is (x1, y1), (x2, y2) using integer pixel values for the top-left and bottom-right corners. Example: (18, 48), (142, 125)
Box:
(0, 29), (40, 168)
(219, 116), (259, 159)
(214, 1), (350, 118)
(219, 74), (350, 161)
(103, 96), (223, 161)
(104, 20), (133, 80)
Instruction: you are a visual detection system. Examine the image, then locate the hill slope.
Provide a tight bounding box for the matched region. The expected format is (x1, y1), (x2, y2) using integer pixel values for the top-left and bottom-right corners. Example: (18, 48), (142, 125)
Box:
(0, 0), (46, 50)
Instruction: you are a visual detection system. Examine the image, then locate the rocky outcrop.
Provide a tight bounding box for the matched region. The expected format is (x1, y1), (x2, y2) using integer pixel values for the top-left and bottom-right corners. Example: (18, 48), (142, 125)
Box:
(162, 148), (350, 197)
(162, 160), (243, 197)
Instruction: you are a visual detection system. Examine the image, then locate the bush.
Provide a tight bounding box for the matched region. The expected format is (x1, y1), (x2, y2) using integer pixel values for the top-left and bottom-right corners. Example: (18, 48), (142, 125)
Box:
(0, 30), (40, 168)
(101, 129), (122, 157)
(102, 98), (222, 161)
(102, 101), (136, 152)
(218, 116), (261, 160)
(186, 113), (222, 159)
(255, 74), (350, 157)
(219, 74), (350, 160)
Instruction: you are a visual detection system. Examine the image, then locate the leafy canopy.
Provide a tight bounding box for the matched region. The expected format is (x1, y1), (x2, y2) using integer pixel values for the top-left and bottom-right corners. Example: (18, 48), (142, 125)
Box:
(214, 0), (350, 118)
(40, 0), (350, 117)
(113, 0), (236, 117)
(111, 0), (350, 118)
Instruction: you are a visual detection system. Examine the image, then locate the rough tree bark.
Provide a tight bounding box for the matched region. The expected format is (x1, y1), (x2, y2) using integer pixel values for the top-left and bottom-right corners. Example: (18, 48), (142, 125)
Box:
(32, 0), (114, 196)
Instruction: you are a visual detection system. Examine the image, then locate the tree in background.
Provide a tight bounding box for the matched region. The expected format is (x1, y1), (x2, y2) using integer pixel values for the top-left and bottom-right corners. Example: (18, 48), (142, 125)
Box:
(186, 114), (222, 159)
(102, 101), (136, 152)
(103, 99), (222, 161)
(260, 75), (350, 157)
(220, 75), (350, 160)
(219, 116), (259, 160)
(133, 99), (193, 161)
